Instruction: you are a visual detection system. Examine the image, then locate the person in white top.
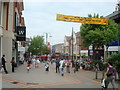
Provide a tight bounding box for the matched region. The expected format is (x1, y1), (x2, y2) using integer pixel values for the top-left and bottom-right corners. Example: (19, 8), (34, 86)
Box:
(45, 62), (49, 71)
(35, 58), (40, 68)
(32, 58), (36, 67)
(59, 59), (65, 76)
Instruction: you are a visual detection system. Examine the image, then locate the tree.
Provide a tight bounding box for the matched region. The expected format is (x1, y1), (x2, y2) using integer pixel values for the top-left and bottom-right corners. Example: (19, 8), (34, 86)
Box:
(28, 35), (47, 55)
(80, 14), (119, 60)
(80, 14), (119, 79)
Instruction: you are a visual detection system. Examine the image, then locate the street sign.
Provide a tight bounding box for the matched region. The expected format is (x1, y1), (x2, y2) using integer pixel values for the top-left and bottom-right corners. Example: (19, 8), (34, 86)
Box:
(56, 14), (108, 25)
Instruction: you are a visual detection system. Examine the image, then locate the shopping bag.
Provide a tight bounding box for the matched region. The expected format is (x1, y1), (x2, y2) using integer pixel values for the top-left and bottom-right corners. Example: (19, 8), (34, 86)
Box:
(14, 63), (17, 67)
(101, 78), (106, 88)
(0, 67), (3, 73)
(27, 67), (30, 70)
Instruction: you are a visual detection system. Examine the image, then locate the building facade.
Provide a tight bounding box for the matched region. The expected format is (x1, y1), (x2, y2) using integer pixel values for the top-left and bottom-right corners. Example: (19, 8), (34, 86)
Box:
(106, 1), (120, 53)
(52, 43), (64, 58)
(0, 0), (25, 71)
(62, 32), (89, 60)
(64, 36), (71, 57)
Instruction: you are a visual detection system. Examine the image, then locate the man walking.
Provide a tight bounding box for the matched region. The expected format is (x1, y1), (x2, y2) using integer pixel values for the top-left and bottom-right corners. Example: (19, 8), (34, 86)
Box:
(59, 59), (65, 76)
(1, 55), (8, 74)
(55, 58), (60, 73)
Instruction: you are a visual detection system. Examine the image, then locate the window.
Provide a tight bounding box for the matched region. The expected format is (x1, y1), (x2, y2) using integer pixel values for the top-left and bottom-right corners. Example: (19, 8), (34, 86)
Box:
(14, 12), (19, 32)
(6, 2), (9, 30)
(16, 13), (19, 26)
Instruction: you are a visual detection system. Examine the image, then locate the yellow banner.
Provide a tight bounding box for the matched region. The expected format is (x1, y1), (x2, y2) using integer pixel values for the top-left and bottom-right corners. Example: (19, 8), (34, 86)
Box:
(56, 14), (108, 25)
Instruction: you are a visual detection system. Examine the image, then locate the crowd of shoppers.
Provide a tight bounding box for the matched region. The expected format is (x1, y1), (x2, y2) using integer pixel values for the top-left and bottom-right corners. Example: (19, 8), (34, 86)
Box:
(0, 55), (118, 90)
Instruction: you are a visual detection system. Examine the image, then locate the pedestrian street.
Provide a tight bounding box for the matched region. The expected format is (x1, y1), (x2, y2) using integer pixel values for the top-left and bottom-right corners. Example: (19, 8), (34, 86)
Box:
(1, 62), (119, 89)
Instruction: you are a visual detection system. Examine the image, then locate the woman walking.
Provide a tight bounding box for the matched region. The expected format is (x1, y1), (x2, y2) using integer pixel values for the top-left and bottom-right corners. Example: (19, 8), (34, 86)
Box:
(104, 62), (116, 90)
(65, 59), (70, 73)
(27, 58), (32, 73)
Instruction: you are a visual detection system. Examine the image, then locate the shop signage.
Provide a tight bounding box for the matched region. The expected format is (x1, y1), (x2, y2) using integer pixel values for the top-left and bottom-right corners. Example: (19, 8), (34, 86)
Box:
(16, 26), (26, 41)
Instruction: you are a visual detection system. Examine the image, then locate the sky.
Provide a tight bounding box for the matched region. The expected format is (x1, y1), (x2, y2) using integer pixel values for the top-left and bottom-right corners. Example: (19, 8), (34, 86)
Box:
(23, 0), (118, 45)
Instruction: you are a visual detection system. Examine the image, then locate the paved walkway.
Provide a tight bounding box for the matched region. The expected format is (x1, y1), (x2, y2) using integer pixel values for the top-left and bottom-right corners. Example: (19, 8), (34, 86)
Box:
(1, 62), (119, 89)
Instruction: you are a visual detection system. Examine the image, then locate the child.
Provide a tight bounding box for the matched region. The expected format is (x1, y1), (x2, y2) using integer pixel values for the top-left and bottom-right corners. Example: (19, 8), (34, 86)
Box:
(45, 63), (49, 71)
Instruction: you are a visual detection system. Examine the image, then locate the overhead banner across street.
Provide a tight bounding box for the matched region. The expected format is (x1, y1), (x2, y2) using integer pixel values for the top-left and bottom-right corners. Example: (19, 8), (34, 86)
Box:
(56, 14), (108, 25)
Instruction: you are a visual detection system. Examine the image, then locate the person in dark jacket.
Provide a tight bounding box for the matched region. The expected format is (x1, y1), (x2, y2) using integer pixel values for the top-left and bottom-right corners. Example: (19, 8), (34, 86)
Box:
(1, 55), (8, 74)
(55, 59), (60, 73)
(10, 57), (15, 72)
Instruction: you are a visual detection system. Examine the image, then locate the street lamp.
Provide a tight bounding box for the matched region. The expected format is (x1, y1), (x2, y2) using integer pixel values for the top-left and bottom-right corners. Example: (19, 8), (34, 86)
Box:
(71, 27), (74, 67)
(42, 32), (52, 61)
(42, 32), (52, 45)
(79, 44), (81, 60)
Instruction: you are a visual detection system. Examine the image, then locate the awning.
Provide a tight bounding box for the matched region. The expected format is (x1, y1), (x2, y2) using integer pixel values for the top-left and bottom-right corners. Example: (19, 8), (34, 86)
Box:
(55, 54), (60, 57)
(40, 56), (47, 58)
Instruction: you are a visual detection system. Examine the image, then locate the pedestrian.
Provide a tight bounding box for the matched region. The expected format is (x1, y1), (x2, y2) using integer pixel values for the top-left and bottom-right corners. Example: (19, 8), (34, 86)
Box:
(74, 60), (79, 73)
(19, 57), (24, 64)
(71, 60), (75, 68)
(45, 62), (49, 71)
(55, 59), (60, 73)
(77, 59), (81, 69)
(1, 55), (8, 74)
(32, 57), (36, 67)
(65, 59), (70, 73)
(35, 58), (40, 68)
(10, 57), (15, 72)
(51, 59), (53, 64)
(81, 62), (85, 70)
(59, 59), (65, 76)
(95, 63), (100, 71)
(27, 59), (32, 72)
(104, 61), (116, 89)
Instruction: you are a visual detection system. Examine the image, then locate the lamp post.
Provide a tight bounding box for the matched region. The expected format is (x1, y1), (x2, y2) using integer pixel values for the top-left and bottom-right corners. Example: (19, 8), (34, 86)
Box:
(71, 27), (74, 67)
(79, 44), (81, 60)
(42, 33), (52, 60)
(42, 33), (52, 45)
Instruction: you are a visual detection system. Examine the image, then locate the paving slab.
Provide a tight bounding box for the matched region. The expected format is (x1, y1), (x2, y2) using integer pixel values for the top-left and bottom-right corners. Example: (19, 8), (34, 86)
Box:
(1, 62), (119, 89)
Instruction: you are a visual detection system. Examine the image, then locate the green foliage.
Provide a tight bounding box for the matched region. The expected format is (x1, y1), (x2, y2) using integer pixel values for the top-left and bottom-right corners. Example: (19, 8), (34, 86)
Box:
(28, 35), (48, 55)
(118, 24), (120, 38)
(107, 53), (120, 72)
(80, 14), (119, 47)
